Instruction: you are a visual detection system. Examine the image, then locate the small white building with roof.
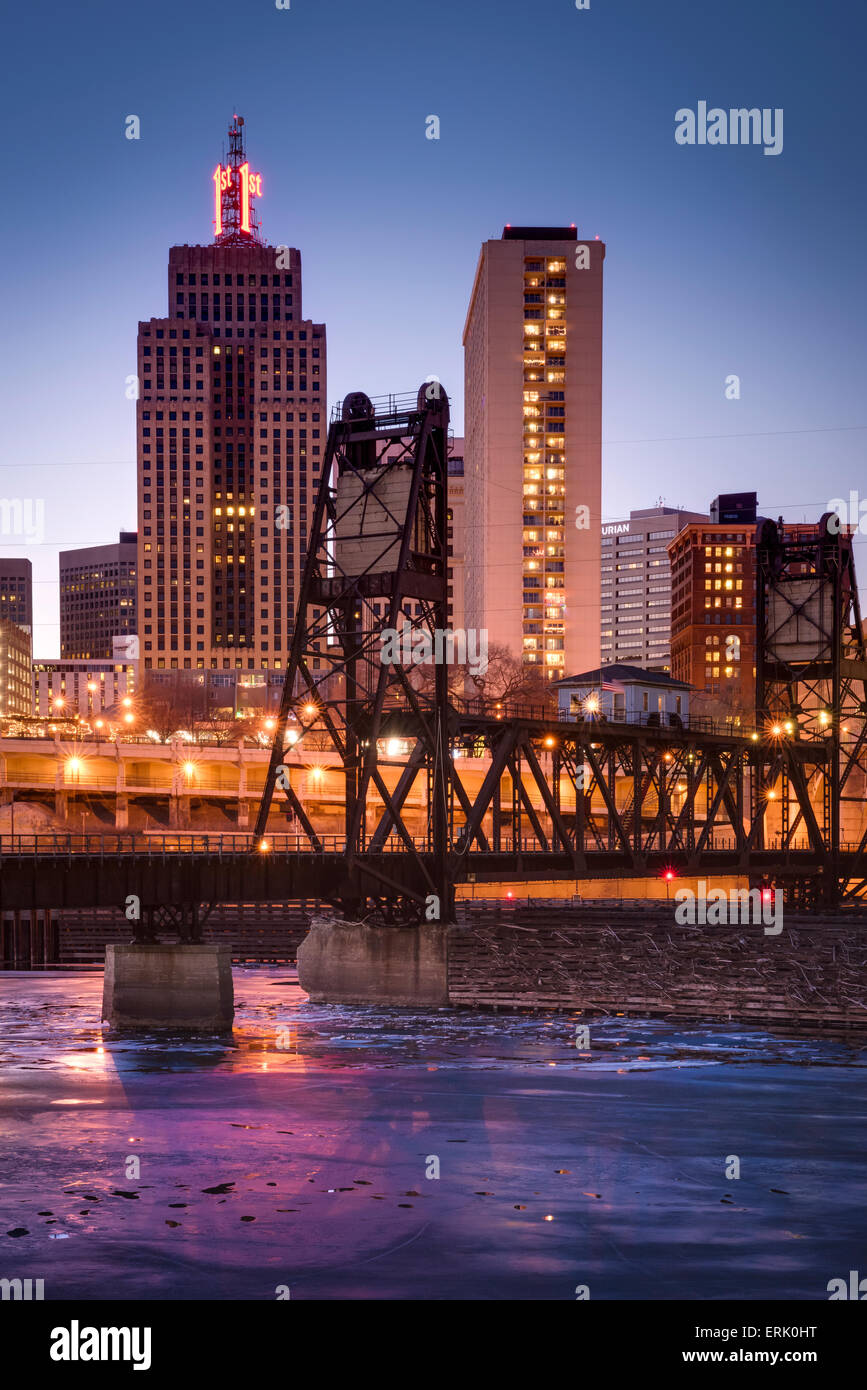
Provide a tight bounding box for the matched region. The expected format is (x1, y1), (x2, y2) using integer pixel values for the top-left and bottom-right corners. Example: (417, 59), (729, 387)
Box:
(554, 663), (692, 728)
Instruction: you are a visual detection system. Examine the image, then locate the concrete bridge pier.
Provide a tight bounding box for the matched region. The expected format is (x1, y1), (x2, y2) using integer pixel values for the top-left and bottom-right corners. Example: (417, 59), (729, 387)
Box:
(115, 793), (129, 830)
(103, 944), (234, 1031)
(169, 794), (191, 830)
(297, 918), (450, 1006)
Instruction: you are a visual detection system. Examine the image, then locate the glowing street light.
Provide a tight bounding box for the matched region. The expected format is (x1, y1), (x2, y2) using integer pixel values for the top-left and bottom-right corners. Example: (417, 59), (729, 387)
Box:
(258, 838), (271, 853)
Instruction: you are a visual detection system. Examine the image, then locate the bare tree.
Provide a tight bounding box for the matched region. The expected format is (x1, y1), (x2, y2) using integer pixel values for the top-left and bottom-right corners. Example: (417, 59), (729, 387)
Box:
(411, 642), (557, 715)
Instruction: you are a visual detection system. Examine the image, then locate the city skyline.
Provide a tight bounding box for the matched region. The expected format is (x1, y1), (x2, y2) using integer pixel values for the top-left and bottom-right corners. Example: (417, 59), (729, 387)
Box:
(1, 1), (866, 1324)
(2, 0), (865, 658)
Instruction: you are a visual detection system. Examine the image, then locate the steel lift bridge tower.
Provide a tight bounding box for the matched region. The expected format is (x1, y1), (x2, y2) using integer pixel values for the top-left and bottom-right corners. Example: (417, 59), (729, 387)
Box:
(755, 513), (867, 904)
(254, 383), (454, 923)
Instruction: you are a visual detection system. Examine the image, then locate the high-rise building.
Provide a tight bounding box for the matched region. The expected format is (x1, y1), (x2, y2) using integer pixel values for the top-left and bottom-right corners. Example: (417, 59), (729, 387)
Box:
(136, 116), (326, 675)
(0, 617), (32, 717)
(601, 506), (708, 671)
(447, 436), (465, 632)
(0, 559), (32, 635)
(669, 500), (822, 719)
(668, 502), (758, 714)
(463, 226), (604, 677)
(60, 533), (137, 659)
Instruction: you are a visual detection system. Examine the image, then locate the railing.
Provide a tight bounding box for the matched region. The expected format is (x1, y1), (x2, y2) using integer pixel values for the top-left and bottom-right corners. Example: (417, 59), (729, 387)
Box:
(0, 832), (858, 859)
(329, 391), (425, 424)
(556, 707), (759, 739)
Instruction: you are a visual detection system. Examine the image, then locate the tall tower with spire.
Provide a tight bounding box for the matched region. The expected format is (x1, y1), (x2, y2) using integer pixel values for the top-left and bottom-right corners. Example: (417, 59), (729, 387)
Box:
(213, 115), (263, 244)
(135, 117), (327, 686)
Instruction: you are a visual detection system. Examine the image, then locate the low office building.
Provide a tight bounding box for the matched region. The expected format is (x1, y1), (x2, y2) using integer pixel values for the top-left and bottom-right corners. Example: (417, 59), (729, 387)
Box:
(33, 656), (137, 718)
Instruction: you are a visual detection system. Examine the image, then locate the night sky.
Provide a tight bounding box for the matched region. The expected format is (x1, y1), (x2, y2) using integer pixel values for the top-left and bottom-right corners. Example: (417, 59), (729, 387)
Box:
(2, 0), (864, 655)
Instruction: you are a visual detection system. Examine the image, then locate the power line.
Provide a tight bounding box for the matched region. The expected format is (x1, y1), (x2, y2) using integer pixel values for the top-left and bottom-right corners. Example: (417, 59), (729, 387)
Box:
(1, 421), (864, 472)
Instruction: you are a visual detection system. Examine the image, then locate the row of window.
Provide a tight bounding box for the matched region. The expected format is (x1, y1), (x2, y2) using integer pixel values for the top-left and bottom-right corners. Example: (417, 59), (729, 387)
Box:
(175, 273), (292, 287)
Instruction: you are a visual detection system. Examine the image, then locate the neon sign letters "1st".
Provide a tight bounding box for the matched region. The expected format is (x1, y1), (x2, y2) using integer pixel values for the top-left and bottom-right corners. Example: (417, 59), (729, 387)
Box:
(213, 163), (263, 236)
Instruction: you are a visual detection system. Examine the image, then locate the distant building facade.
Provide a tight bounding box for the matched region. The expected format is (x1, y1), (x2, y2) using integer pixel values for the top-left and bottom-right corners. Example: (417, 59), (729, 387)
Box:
(668, 498), (827, 717)
(0, 617), (32, 717)
(601, 506), (708, 671)
(60, 532), (138, 660)
(447, 437), (465, 632)
(0, 558), (33, 634)
(668, 494), (758, 712)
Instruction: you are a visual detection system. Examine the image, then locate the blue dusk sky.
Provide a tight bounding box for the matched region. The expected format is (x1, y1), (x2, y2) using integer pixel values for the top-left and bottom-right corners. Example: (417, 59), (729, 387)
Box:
(1, 0), (864, 655)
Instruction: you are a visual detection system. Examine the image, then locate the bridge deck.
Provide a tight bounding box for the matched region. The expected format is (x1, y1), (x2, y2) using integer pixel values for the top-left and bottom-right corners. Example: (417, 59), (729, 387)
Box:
(0, 833), (859, 911)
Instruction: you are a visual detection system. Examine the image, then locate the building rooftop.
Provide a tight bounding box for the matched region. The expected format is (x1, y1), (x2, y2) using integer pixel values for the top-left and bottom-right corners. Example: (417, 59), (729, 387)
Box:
(554, 663), (692, 691)
(501, 226), (578, 241)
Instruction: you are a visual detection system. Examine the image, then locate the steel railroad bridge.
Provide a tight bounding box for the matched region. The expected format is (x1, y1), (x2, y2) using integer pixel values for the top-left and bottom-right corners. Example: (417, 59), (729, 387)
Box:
(1, 385), (866, 932)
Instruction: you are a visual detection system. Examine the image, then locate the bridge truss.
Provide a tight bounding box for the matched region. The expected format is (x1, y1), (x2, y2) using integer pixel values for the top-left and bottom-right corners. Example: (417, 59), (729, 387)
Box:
(250, 385), (867, 921)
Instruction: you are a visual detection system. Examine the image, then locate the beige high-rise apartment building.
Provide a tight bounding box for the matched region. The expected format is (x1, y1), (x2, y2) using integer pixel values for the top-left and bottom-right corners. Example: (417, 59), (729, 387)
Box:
(463, 227), (605, 678)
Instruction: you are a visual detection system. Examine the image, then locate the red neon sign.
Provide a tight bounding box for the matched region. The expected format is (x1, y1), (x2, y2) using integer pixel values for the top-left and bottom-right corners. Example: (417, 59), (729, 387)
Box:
(213, 163), (263, 238)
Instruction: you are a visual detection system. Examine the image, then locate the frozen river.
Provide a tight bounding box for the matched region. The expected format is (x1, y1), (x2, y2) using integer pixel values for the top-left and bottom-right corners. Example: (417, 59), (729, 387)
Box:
(0, 968), (864, 1300)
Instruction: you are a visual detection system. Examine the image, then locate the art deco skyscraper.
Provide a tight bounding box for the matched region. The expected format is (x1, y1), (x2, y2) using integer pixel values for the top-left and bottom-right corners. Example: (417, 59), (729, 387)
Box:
(136, 117), (326, 675)
(463, 227), (604, 678)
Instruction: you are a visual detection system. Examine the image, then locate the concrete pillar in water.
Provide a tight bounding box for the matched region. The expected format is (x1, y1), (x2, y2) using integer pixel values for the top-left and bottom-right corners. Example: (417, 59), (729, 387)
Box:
(297, 919), (450, 1006)
(103, 945), (234, 1030)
